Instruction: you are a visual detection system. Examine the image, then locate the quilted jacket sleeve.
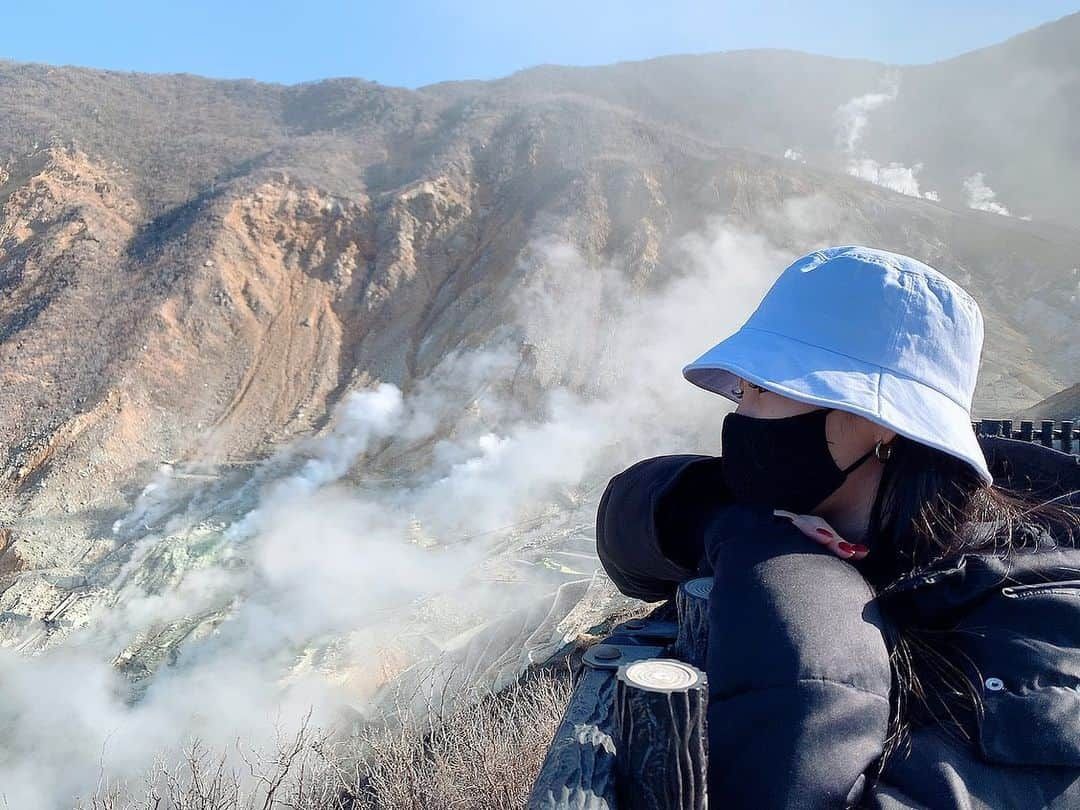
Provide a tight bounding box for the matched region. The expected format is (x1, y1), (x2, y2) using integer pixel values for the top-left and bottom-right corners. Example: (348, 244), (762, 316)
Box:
(595, 454), (729, 602)
(703, 503), (895, 808)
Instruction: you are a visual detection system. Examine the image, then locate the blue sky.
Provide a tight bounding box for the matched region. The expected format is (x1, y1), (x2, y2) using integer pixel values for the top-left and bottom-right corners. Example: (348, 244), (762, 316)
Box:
(3, 1), (1077, 88)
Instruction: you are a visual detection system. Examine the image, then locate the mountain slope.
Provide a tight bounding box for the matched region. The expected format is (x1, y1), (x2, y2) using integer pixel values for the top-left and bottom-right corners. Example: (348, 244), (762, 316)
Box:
(1021, 382), (1080, 421)
(0, 92), (1075, 574)
(0, 20), (1077, 801)
(428, 12), (1080, 225)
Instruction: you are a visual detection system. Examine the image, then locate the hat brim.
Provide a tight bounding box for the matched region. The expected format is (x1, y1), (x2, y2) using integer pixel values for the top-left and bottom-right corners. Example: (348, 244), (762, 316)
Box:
(682, 326), (993, 486)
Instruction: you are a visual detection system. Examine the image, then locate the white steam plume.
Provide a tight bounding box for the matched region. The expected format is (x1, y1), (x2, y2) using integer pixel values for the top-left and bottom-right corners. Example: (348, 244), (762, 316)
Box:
(963, 171), (1012, 216)
(835, 75), (939, 201)
(846, 159), (939, 200)
(0, 205), (838, 807)
(835, 76), (899, 155)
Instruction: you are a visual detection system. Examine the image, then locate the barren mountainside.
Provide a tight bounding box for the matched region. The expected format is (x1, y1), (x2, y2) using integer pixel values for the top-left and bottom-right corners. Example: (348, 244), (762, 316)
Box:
(0, 15), (1077, 591)
(0, 16), (1078, 803)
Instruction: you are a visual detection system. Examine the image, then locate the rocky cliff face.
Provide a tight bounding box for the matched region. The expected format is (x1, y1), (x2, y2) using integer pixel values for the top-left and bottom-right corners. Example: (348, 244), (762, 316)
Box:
(0, 17), (1077, 802)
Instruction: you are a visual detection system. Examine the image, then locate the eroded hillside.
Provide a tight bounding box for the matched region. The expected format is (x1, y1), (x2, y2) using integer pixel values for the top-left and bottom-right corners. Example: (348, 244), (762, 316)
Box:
(0, 29), (1078, 803)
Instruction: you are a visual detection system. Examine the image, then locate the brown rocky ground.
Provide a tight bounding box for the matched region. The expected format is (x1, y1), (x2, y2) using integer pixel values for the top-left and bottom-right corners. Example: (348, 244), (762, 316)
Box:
(0, 22), (1076, 802)
(0, 116), (1077, 634)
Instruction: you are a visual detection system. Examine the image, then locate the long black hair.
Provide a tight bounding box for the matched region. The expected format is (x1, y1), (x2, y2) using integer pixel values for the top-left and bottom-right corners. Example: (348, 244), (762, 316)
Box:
(857, 431), (1080, 763)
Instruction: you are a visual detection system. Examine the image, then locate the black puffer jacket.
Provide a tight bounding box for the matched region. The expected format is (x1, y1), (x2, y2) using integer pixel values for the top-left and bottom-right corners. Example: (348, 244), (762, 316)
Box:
(595, 436), (1080, 808)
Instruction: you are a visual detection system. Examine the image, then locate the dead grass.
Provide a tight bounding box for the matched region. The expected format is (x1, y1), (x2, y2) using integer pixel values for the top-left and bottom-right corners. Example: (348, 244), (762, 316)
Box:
(75, 662), (577, 810)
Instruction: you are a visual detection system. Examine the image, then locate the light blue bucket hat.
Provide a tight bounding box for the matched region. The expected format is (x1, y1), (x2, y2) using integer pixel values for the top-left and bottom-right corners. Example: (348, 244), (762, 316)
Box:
(682, 245), (993, 485)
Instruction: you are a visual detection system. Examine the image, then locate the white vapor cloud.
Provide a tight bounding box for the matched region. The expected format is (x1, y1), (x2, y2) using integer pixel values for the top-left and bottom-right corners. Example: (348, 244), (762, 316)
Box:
(963, 171), (1011, 216)
(846, 159), (939, 201)
(0, 196), (875, 806)
(835, 77), (898, 155)
(0, 206), (822, 806)
(835, 75), (939, 202)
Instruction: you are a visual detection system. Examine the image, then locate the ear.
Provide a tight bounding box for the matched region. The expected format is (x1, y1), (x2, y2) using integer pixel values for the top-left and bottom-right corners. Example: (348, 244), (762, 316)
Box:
(851, 414), (897, 445)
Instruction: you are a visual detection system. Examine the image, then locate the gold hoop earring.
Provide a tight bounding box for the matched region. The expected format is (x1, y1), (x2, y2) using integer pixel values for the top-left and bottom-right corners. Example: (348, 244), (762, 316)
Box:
(874, 439), (893, 462)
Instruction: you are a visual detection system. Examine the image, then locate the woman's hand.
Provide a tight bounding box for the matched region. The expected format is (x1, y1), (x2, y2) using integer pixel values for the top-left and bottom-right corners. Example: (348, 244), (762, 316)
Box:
(773, 509), (870, 561)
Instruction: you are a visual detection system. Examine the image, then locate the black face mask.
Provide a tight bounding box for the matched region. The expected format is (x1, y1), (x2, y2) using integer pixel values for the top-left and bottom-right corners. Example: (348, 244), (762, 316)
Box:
(720, 407), (877, 514)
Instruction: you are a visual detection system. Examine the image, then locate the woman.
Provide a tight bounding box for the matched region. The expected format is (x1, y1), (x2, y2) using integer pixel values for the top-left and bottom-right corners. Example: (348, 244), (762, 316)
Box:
(595, 246), (1080, 808)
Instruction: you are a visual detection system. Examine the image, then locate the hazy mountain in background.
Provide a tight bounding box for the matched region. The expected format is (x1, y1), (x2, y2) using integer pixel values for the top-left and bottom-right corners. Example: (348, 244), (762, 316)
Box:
(0, 13), (1077, 804)
(1022, 382), (1080, 421)
(433, 11), (1080, 225)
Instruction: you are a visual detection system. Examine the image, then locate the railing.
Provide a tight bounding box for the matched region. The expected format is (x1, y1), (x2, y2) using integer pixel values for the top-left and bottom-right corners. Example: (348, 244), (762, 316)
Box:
(972, 418), (1075, 454)
(530, 415), (1079, 809)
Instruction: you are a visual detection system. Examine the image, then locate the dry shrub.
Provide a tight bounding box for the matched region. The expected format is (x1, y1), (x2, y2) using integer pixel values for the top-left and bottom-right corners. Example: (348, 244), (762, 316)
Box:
(75, 663), (576, 810)
(350, 663), (575, 809)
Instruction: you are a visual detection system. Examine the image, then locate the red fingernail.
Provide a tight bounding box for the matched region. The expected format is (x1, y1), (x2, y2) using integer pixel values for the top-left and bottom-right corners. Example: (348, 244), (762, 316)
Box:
(815, 528), (834, 538)
(837, 541), (856, 554)
(850, 544), (870, 554)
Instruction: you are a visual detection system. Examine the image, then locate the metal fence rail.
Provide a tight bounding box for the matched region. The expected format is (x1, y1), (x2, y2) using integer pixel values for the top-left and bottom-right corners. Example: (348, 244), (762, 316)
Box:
(973, 418), (1075, 454)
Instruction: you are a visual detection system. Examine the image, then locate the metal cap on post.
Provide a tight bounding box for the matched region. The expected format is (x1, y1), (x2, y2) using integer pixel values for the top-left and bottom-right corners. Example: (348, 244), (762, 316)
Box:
(614, 659), (708, 810)
(673, 577), (712, 669)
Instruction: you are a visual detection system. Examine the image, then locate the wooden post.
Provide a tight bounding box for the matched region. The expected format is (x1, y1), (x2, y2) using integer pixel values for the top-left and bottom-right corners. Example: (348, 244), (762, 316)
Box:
(614, 659), (709, 810)
(1019, 420), (1034, 442)
(1062, 421), (1074, 455)
(1040, 421), (1055, 449)
(673, 577), (712, 669)
(529, 602), (674, 809)
(528, 667), (619, 809)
